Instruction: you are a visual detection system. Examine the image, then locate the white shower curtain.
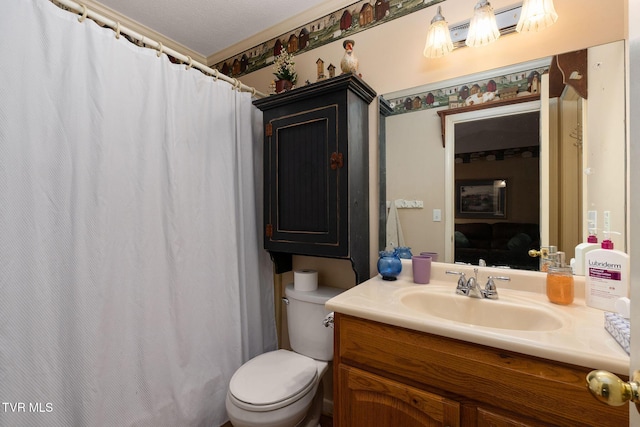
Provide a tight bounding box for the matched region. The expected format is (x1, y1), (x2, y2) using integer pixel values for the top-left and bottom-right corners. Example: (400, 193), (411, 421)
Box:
(0, 1), (277, 426)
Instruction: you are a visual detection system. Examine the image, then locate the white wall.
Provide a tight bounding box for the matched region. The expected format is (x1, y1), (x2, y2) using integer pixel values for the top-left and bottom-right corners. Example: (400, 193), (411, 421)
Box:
(585, 41), (627, 250)
(386, 108), (445, 256)
(238, 0), (625, 96)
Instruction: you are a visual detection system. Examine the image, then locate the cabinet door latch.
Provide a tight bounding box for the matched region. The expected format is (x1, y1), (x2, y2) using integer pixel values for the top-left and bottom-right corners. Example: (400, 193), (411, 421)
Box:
(265, 123), (273, 137)
(265, 223), (273, 238)
(330, 152), (344, 170)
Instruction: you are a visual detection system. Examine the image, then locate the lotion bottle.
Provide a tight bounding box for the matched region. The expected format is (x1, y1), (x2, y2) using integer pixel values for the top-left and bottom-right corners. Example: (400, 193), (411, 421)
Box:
(573, 233), (599, 275)
(584, 230), (629, 311)
(572, 210), (599, 275)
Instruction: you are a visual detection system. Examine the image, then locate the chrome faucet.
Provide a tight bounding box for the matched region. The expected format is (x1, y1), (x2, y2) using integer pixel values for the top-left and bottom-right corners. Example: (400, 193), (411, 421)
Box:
(446, 269), (478, 296)
(446, 269), (510, 299)
(465, 269), (484, 298)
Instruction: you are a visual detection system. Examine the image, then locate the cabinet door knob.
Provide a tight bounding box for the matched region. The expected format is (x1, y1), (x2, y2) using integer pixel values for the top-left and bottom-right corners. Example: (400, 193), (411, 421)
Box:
(587, 370), (640, 410)
(330, 152), (343, 170)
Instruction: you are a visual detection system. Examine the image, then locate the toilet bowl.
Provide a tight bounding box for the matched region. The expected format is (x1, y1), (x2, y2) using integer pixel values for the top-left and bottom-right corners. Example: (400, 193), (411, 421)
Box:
(226, 350), (327, 427)
(225, 285), (342, 427)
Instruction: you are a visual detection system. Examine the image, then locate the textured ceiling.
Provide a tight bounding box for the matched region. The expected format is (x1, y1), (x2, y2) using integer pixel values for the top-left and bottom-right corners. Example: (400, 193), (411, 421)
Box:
(96, 0), (329, 58)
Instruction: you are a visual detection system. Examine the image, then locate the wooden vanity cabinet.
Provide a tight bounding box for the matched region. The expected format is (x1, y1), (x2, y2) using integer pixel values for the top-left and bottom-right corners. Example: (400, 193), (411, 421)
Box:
(333, 313), (628, 427)
(253, 74), (376, 283)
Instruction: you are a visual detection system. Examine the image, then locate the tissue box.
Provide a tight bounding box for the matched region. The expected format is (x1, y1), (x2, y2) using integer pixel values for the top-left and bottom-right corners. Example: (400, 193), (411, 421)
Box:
(604, 312), (630, 355)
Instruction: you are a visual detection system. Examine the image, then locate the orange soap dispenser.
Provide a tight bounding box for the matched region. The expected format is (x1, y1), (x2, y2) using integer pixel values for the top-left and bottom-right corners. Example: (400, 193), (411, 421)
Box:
(546, 261), (574, 306)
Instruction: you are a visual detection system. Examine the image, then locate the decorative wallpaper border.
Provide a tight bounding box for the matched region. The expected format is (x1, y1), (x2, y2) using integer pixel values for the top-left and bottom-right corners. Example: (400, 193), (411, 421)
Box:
(213, 0), (445, 78)
(385, 65), (549, 116)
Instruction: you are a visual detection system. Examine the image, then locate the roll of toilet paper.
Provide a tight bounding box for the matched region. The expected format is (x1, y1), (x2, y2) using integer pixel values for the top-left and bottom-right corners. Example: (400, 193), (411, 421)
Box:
(294, 269), (318, 291)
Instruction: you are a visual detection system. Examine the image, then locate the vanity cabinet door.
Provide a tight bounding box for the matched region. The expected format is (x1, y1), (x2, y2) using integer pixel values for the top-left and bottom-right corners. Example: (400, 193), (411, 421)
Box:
(337, 365), (461, 427)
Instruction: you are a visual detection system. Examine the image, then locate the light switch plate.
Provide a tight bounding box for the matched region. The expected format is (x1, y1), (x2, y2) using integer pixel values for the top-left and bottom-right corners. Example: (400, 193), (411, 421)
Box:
(433, 209), (442, 222)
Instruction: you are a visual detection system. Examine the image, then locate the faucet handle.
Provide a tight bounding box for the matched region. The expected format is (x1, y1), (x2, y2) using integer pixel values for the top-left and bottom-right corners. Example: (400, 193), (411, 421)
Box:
(484, 276), (510, 299)
(446, 270), (467, 294)
(446, 270), (466, 280)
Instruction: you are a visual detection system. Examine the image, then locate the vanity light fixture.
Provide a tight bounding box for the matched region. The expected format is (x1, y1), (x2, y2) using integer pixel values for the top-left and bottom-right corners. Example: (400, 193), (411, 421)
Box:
(516, 0), (558, 32)
(423, 6), (454, 58)
(465, 0), (501, 47)
(423, 1), (559, 58)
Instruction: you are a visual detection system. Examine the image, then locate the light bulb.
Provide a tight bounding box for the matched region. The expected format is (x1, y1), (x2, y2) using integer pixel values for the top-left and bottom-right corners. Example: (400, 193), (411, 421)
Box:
(423, 6), (454, 58)
(465, 0), (500, 48)
(516, 0), (558, 32)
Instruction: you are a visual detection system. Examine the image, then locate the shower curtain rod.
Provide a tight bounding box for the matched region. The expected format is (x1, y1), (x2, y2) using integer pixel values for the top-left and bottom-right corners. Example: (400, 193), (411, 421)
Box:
(54, 0), (267, 98)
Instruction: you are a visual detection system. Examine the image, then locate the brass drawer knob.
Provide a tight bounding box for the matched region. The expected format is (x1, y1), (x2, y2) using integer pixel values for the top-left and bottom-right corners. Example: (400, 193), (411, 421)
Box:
(587, 370), (640, 408)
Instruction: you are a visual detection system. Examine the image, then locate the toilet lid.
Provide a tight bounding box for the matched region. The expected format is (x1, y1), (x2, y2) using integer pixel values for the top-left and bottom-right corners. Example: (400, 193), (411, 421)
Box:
(229, 349), (317, 407)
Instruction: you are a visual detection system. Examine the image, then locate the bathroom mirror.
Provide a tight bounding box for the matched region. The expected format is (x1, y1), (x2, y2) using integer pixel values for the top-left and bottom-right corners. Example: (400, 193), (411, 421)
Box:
(380, 40), (626, 271)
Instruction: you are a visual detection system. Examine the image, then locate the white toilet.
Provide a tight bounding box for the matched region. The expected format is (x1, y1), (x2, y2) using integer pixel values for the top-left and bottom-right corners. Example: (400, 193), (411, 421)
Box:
(225, 284), (342, 427)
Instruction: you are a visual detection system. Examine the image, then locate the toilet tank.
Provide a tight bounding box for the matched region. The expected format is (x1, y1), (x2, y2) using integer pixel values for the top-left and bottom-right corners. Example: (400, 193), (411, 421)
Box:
(284, 284), (343, 361)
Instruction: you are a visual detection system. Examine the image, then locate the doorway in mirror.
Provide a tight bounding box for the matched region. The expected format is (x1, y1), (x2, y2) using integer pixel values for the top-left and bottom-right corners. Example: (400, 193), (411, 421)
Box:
(453, 111), (542, 270)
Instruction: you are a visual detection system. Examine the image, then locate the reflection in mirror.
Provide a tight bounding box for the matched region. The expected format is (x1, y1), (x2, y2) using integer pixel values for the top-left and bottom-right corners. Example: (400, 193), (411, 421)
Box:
(380, 40), (626, 274)
(449, 104), (543, 271)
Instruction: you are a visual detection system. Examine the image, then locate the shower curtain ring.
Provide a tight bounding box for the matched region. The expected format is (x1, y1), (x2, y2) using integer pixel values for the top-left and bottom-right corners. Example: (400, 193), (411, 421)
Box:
(78, 4), (88, 22)
(213, 69), (219, 82)
(156, 42), (163, 58)
(185, 56), (193, 70)
(115, 22), (121, 39)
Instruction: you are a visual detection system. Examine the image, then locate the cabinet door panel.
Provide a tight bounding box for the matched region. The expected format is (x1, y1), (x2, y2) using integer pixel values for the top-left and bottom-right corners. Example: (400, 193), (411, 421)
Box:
(338, 365), (460, 427)
(267, 105), (344, 251)
(275, 114), (333, 235)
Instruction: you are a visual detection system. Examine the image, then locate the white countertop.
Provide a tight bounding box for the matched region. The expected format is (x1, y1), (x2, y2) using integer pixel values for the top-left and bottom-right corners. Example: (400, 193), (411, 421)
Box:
(326, 261), (629, 375)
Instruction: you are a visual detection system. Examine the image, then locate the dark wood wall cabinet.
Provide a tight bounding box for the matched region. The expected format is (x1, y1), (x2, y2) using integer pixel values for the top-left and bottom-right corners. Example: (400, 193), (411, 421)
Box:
(253, 74), (376, 284)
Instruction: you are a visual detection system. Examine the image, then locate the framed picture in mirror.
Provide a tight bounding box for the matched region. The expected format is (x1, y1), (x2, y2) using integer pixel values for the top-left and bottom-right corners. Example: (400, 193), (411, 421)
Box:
(456, 179), (507, 219)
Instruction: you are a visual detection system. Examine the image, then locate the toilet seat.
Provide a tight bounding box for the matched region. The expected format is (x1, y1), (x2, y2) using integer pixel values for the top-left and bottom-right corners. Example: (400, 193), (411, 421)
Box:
(228, 350), (318, 412)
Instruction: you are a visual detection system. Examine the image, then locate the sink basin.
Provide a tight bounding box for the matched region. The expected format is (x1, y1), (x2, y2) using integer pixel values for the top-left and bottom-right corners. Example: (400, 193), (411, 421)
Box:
(399, 286), (565, 331)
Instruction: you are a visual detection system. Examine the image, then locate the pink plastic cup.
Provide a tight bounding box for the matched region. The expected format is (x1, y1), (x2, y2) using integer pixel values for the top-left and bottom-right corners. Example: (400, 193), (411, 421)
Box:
(412, 255), (432, 284)
(419, 252), (438, 262)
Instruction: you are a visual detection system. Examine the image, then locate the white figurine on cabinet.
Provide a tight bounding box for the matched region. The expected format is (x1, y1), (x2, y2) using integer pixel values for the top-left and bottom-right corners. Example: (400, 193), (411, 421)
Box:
(340, 39), (360, 76)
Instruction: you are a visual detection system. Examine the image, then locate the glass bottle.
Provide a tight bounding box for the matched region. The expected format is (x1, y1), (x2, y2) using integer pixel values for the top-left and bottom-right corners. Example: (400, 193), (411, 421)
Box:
(546, 266), (574, 305)
(394, 246), (413, 259)
(377, 250), (402, 281)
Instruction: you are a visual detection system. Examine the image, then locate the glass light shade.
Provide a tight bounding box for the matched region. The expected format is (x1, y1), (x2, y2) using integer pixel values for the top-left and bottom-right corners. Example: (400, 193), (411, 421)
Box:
(423, 6), (453, 58)
(516, 0), (558, 32)
(465, 0), (500, 48)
